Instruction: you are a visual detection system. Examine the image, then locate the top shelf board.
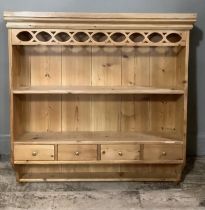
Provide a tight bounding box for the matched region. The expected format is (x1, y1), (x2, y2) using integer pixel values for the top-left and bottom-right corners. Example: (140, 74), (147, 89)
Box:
(12, 86), (184, 95)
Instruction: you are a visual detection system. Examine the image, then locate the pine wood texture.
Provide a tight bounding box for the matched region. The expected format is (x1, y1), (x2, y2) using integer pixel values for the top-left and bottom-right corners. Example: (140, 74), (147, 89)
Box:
(58, 145), (97, 161)
(4, 12), (196, 182)
(101, 144), (141, 161)
(14, 145), (54, 161)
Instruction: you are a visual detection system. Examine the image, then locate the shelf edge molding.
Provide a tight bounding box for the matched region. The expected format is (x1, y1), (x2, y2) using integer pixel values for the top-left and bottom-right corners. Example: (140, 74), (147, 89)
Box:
(4, 12), (197, 30)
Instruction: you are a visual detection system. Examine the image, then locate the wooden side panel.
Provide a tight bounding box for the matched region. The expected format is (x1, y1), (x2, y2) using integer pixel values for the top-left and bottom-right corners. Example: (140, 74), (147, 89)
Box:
(13, 95), (25, 138)
(12, 46), (30, 88)
(176, 47), (186, 89)
(175, 96), (184, 140)
(150, 47), (177, 88)
(182, 32), (190, 162)
(62, 46), (91, 86)
(62, 95), (91, 131)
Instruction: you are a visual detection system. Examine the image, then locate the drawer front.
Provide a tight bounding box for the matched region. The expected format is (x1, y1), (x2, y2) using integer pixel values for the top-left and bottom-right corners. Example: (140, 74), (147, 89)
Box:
(58, 145), (97, 161)
(143, 144), (183, 161)
(14, 145), (54, 161)
(101, 144), (140, 160)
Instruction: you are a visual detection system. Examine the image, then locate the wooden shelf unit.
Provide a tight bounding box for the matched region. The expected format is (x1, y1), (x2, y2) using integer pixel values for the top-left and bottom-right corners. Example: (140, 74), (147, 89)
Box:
(4, 12), (196, 182)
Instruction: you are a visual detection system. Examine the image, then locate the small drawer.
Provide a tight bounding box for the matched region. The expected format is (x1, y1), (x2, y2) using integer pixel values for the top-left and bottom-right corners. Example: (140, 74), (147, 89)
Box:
(143, 144), (183, 161)
(14, 145), (54, 161)
(58, 145), (97, 161)
(101, 144), (140, 160)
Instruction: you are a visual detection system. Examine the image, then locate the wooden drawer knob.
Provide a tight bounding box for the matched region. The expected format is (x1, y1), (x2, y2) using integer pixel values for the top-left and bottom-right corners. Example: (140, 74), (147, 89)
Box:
(118, 151), (123, 156)
(32, 151), (37, 156)
(74, 151), (79, 156)
(162, 151), (167, 156)
(102, 150), (106, 154)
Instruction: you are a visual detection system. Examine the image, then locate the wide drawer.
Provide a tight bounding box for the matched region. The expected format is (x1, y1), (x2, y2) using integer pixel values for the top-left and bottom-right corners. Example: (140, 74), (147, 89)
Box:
(14, 145), (54, 161)
(101, 144), (140, 160)
(143, 144), (183, 161)
(58, 144), (97, 161)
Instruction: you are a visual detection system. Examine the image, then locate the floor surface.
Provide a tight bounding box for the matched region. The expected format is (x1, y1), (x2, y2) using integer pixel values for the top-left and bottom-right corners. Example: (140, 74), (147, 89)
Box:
(0, 155), (205, 210)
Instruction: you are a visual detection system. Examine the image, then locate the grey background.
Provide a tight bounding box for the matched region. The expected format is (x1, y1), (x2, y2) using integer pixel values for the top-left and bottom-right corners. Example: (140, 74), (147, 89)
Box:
(0, 0), (204, 155)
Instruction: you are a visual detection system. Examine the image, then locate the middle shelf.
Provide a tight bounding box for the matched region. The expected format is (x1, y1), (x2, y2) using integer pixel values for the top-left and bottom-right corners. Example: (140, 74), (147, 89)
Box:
(12, 86), (184, 95)
(14, 131), (183, 144)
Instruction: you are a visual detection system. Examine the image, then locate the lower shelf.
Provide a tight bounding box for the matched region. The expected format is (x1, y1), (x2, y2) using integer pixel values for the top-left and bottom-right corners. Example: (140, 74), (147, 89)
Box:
(17, 164), (183, 182)
(18, 173), (179, 182)
(14, 160), (183, 164)
(13, 131), (184, 165)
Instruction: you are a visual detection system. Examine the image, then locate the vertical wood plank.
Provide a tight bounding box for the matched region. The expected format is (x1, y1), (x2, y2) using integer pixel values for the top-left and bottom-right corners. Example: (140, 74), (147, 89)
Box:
(176, 47), (185, 89)
(150, 95), (178, 138)
(62, 46), (92, 131)
(121, 47), (150, 132)
(135, 47), (150, 86)
(92, 95), (121, 131)
(25, 95), (61, 132)
(30, 46), (62, 86)
(150, 47), (176, 88)
(121, 47), (135, 86)
(92, 47), (121, 86)
(91, 47), (121, 131)
(175, 95), (184, 140)
(62, 95), (91, 131)
(121, 47), (150, 86)
(62, 46), (91, 86)
(27, 46), (62, 132)
(12, 46), (31, 88)
(20, 46), (31, 87)
(120, 95), (149, 132)
(120, 95), (136, 131)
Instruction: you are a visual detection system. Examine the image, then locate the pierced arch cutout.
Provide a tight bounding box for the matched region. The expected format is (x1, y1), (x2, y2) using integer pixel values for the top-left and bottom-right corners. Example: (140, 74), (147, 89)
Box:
(148, 32), (163, 43)
(55, 32), (70, 42)
(17, 31), (33, 41)
(92, 32), (108, 42)
(129, 33), (144, 43)
(166, 33), (182, 43)
(36, 31), (52, 42)
(110, 32), (126, 42)
(73, 32), (89, 42)
(14, 29), (184, 45)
